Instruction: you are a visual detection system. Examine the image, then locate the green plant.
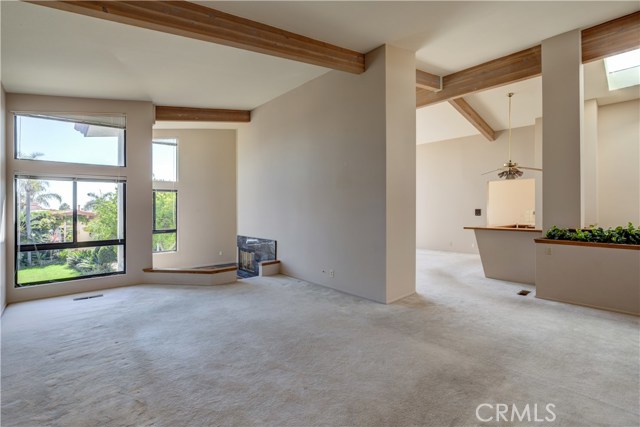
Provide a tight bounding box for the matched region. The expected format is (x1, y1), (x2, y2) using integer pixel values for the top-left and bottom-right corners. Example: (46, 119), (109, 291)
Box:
(544, 223), (640, 245)
(65, 248), (115, 274)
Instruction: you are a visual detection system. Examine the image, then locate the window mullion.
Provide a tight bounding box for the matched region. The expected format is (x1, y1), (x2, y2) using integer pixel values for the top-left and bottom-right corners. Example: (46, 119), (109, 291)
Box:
(72, 181), (78, 244)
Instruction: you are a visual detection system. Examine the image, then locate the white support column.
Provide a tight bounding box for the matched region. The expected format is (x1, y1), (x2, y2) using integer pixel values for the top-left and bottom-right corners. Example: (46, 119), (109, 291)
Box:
(534, 117), (543, 230)
(384, 45), (417, 303)
(542, 30), (584, 230)
(582, 100), (599, 227)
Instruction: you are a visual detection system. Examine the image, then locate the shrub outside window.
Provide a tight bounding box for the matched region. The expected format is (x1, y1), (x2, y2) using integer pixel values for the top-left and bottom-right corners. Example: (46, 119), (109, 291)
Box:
(15, 177), (126, 287)
(153, 190), (177, 253)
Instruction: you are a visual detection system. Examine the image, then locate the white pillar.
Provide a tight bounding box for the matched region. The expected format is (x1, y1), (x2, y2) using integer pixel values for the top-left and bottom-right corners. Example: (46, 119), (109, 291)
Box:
(582, 100), (599, 226)
(534, 117), (543, 229)
(384, 45), (416, 303)
(542, 30), (584, 230)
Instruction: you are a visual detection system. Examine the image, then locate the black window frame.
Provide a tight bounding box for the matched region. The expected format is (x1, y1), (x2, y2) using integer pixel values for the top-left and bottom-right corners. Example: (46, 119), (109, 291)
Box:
(14, 176), (127, 287)
(152, 189), (178, 253)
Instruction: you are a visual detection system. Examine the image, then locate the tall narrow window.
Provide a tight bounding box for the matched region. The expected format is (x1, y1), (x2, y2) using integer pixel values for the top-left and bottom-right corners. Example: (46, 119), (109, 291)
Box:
(152, 138), (178, 253)
(152, 138), (177, 182)
(153, 190), (177, 253)
(15, 177), (126, 287)
(15, 113), (126, 166)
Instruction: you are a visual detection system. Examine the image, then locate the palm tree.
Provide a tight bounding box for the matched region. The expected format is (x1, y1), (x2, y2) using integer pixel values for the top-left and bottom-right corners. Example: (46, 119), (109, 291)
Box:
(17, 153), (62, 265)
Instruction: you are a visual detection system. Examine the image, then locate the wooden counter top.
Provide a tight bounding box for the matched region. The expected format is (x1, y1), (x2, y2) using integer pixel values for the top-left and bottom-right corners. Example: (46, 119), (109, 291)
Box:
(464, 226), (542, 233)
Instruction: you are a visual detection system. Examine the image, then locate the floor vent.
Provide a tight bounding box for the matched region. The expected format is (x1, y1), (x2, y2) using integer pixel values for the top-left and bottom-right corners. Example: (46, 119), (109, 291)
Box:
(73, 294), (104, 301)
(517, 290), (531, 296)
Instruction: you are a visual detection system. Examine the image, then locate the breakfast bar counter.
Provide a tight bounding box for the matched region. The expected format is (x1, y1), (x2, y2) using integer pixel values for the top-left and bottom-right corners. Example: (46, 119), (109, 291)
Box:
(464, 226), (543, 285)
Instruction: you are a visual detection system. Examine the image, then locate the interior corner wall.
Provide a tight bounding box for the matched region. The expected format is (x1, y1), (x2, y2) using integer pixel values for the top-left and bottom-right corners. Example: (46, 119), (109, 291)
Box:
(416, 125), (536, 254)
(237, 47), (389, 302)
(597, 99), (640, 227)
(5, 94), (154, 303)
(151, 129), (237, 269)
(1, 85), (6, 313)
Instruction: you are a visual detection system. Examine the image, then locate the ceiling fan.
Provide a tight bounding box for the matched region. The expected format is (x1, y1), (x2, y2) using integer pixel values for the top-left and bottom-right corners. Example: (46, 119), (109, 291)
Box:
(482, 92), (542, 179)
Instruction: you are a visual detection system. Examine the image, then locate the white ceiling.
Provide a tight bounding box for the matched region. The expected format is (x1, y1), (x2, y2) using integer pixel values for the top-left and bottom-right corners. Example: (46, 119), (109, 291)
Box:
(417, 59), (640, 144)
(206, 1), (638, 75)
(1, 1), (639, 139)
(417, 77), (543, 145)
(0, 1), (329, 110)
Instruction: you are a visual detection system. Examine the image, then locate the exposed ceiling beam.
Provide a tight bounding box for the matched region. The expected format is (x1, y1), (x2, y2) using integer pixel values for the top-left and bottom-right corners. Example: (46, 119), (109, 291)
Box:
(417, 12), (640, 108)
(155, 106), (251, 122)
(582, 11), (640, 63)
(416, 69), (442, 91)
(26, 0), (365, 74)
(417, 46), (541, 108)
(448, 98), (496, 141)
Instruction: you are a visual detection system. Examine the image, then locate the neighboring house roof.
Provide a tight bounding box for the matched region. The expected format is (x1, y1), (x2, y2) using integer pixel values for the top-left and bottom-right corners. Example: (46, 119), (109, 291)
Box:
(31, 208), (97, 219)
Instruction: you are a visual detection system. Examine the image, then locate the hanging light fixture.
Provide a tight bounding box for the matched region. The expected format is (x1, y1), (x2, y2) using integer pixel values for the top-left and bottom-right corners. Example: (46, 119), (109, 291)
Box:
(482, 92), (542, 179)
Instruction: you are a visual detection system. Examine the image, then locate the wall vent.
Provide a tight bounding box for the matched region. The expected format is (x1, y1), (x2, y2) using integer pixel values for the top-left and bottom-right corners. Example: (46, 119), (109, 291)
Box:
(73, 294), (104, 301)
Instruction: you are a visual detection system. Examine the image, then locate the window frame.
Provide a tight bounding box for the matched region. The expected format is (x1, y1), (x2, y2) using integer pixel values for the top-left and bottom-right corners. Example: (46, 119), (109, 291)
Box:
(152, 138), (178, 183)
(14, 175), (127, 287)
(13, 112), (127, 167)
(152, 189), (178, 253)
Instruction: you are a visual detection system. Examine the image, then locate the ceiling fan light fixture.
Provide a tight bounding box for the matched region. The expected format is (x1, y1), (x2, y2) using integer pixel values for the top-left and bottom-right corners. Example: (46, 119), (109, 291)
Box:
(482, 92), (542, 180)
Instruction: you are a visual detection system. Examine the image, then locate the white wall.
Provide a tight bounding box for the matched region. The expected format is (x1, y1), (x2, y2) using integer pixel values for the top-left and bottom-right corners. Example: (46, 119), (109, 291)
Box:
(416, 125), (536, 254)
(238, 45), (415, 303)
(152, 129), (237, 268)
(597, 99), (640, 227)
(5, 94), (154, 303)
(1, 85), (6, 313)
(487, 179), (535, 226)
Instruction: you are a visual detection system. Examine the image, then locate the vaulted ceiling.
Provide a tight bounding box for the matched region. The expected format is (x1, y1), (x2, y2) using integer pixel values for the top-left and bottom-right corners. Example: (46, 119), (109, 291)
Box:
(2, 1), (639, 142)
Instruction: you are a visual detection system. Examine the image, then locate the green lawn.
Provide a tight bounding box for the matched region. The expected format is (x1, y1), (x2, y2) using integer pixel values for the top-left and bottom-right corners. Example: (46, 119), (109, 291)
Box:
(18, 264), (81, 285)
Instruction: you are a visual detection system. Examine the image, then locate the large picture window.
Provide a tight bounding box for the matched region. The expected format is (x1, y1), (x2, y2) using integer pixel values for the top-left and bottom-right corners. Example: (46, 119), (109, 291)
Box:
(15, 177), (126, 287)
(153, 190), (177, 253)
(15, 113), (126, 166)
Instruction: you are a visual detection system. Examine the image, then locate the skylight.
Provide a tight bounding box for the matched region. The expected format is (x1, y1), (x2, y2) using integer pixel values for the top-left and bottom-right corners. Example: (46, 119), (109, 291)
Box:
(604, 49), (640, 91)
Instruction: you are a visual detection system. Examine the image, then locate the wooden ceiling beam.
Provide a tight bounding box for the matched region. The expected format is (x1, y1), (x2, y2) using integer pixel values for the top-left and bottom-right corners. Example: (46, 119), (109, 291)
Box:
(155, 106), (251, 122)
(26, 0), (365, 74)
(417, 12), (640, 108)
(417, 46), (541, 108)
(416, 69), (442, 91)
(448, 98), (496, 141)
(582, 11), (640, 63)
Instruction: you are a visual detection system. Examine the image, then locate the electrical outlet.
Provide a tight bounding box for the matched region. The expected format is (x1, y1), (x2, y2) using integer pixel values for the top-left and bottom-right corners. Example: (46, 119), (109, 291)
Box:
(329, 269), (334, 278)
(545, 248), (552, 255)
(219, 250), (223, 256)
(475, 209), (482, 216)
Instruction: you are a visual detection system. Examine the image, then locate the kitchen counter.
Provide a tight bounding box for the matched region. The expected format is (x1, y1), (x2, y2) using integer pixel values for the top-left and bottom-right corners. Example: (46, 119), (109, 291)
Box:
(464, 226), (543, 285)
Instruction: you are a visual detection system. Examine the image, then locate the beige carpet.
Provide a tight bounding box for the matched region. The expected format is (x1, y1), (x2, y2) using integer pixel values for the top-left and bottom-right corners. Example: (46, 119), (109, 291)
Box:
(2, 250), (638, 426)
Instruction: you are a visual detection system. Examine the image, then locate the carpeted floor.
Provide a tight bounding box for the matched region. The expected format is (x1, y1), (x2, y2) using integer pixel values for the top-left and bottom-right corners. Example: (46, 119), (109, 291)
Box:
(1, 250), (638, 426)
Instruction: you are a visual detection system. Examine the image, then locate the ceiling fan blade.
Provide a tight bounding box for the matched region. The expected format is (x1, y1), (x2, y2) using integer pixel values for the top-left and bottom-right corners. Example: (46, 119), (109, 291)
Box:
(519, 166), (543, 172)
(481, 167), (505, 175)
